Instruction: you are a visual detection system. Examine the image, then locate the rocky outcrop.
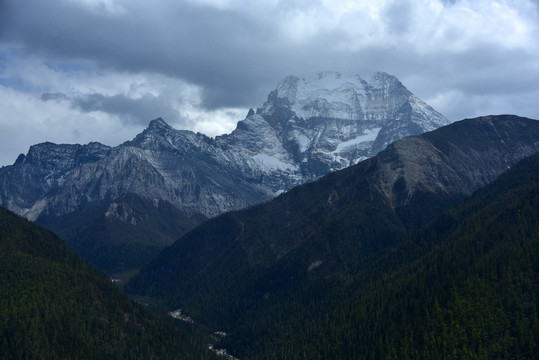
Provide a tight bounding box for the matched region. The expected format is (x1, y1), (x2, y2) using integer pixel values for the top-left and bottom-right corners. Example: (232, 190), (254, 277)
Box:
(373, 115), (539, 208)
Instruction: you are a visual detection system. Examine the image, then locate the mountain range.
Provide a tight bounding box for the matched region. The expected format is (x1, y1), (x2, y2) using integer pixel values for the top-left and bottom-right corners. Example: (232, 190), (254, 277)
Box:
(0, 71), (448, 220)
(126, 115), (539, 359)
(0, 71), (449, 275)
(1, 114), (537, 359)
(1, 67), (538, 359)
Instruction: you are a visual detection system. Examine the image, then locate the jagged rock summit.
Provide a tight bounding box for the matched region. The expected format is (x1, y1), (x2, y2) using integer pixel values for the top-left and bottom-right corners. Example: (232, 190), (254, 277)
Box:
(252, 71), (449, 177)
(0, 71), (450, 220)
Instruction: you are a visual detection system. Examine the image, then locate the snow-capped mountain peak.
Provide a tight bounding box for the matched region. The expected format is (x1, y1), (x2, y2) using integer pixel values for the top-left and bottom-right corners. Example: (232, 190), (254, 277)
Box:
(250, 71), (450, 179)
(262, 71), (418, 123)
(1, 71), (451, 220)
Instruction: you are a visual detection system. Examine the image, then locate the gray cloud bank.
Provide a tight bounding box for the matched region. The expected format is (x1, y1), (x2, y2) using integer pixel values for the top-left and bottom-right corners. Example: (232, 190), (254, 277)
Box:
(0, 0), (538, 165)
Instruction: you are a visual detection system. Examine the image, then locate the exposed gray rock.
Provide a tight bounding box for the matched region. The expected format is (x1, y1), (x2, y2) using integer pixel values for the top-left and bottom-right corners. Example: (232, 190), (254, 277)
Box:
(373, 115), (539, 209)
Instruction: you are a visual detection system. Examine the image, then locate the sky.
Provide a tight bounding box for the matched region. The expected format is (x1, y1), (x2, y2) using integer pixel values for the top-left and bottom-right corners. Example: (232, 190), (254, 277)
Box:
(0, 0), (538, 166)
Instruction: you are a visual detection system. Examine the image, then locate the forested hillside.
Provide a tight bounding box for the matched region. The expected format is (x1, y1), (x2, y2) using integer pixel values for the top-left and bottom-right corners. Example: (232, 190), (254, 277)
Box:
(0, 206), (214, 359)
(37, 193), (206, 278)
(126, 117), (539, 359)
(219, 151), (539, 359)
(127, 116), (539, 323)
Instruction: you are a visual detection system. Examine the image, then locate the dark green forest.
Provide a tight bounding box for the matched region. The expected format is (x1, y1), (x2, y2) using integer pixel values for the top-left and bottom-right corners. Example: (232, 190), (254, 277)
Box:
(0, 206), (215, 360)
(218, 152), (539, 359)
(128, 153), (539, 359)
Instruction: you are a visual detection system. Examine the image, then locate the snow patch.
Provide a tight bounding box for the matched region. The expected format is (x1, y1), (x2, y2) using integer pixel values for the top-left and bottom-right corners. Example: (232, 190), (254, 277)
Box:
(333, 127), (381, 154)
(277, 72), (368, 120)
(24, 200), (48, 221)
(251, 153), (296, 172)
(290, 131), (311, 153)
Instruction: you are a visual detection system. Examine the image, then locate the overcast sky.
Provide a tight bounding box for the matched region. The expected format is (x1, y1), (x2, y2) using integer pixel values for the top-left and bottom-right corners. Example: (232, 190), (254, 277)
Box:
(0, 0), (538, 166)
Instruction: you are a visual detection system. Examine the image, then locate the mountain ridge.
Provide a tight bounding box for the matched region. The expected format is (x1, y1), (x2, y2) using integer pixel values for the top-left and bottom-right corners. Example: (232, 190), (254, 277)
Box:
(125, 115), (539, 321)
(217, 151), (539, 359)
(0, 71), (449, 221)
(0, 71), (451, 275)
(37, 193), (206, 277)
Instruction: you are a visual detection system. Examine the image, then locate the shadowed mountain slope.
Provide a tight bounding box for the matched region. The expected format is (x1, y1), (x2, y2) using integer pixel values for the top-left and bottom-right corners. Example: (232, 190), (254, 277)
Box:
(126, 115), (539, 343)
(218, 141), (539, 359)
(0, 206), (215, 359)
(36, 193), (207, 277)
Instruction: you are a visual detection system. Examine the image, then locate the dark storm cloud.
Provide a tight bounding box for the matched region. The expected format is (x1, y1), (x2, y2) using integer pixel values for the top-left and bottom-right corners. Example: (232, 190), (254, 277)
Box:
(40, 92), (69, 102)
(0, 0), (390, 110)
(0, 0), (538, 167)
(47, 92), (180, 126)
(383, 2), (413, 35)
(0, 0), (279, 109)
(3, 0), (535, 117)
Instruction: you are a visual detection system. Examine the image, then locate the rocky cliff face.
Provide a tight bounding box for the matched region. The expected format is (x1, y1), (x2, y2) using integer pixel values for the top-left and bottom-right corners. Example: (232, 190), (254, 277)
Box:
(371, 115), (539, 211)
(0, 71), (449, 220)
(222, 72), (449, 191)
